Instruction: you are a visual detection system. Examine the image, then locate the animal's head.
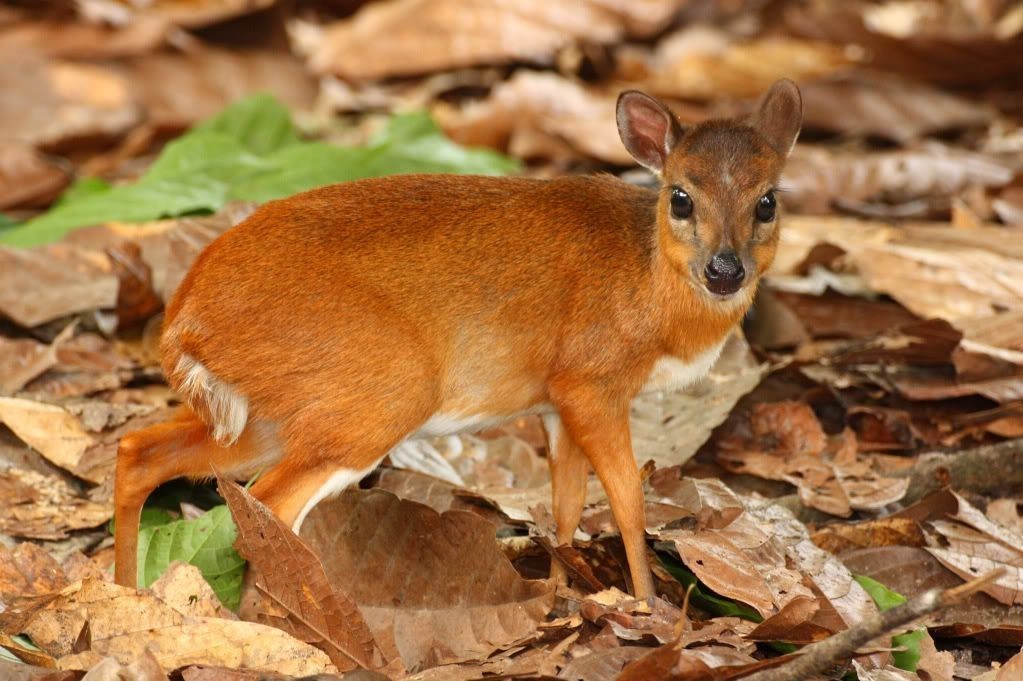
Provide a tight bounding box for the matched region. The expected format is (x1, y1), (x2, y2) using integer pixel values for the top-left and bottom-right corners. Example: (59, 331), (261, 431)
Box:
(616, 80), (802, 302)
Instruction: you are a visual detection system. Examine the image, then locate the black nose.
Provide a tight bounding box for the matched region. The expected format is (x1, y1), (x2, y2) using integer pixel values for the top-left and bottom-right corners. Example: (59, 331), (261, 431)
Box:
(704, 251), (745, 295)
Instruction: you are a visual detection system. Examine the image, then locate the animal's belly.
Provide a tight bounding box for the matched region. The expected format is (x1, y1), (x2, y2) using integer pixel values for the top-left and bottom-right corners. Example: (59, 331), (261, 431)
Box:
(413, 403), (554, 438)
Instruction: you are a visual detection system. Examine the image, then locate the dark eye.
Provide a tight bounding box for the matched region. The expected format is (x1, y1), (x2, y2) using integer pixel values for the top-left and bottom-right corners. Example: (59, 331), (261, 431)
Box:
(670, 188), (693, 220)
(756, 192), (776, 222)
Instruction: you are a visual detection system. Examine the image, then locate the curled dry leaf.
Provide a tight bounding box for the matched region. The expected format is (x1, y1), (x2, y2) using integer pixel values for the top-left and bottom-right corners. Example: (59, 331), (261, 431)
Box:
(718, 402), (909, 517)
(772, 216), (1023, 334)
(782, 145), (1014, 216)
(79, 650), (168, 681)
(0, 47), (139, 150)
(0, 141), (70, 210)
(0, 244), (119, 328)
(0, 467), (111, 540)
(925, 492), (1023, 606)
(0, 323), (75, 395)
(799, 73), (993, 142)
(301, 488), (555, 672)
(0, 397), (92, 472)
(309, 0), (689, 80)
(437, 71), (630, 165)
(0, 542), (68, 606)
(16, 575), (333, 675)
(579, 589), (683, 643)
(76, 0), (275, 29)
(218, 477), (378, 672)
(645, 26), (853, 101)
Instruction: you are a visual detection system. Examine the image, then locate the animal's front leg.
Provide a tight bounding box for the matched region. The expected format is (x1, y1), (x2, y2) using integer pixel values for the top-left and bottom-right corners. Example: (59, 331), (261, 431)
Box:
(556, 392), (655, 600)
(542, 414), (591, 586)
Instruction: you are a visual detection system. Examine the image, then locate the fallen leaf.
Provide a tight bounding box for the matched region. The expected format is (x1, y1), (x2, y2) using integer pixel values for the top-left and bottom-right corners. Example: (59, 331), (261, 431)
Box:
(16, 577), (334, 675)
(798, 73), (993, 142)
(0, 467), (111, 539)
(301, 488), (555, 672)
(77, 0), (275, 29)
(0, 398), (92, 471)
(437, 71), (629, 165)
(646, 26), (853, 101)
(0, 323), (75, 395)
(309, 0), (689, 80)
(0, 141), (70, 210)
(0, 542), (68, 606)
(812, 517), (925, 555)
(782, 145), (1014, 217)
(80, 650), (167, 681)
(219, 477), (378, 672)
(0, 244), (118, 327)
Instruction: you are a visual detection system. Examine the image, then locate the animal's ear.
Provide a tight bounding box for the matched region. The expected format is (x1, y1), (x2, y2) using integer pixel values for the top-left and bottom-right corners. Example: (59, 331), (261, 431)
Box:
(616, 91), (682, 173)
(750, 79), (802, 157)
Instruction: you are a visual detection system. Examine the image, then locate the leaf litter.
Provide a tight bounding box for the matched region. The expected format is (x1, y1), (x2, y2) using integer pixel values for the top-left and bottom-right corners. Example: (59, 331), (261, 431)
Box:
(3, 0), (1023, 679)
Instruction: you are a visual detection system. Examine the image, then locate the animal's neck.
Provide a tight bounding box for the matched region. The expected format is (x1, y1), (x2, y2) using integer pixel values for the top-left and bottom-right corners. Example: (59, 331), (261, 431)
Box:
(648, 241), (751, 361)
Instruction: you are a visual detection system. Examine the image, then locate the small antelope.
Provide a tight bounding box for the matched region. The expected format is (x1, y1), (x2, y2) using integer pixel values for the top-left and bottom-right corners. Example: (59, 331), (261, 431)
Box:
(114, 80), (802, 599)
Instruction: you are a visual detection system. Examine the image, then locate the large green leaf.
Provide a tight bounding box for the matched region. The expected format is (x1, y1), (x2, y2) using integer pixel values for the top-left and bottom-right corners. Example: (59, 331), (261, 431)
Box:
(2, 95), (519, 247)
(137, 505), (245, 610)
(854, 575), (924, 672)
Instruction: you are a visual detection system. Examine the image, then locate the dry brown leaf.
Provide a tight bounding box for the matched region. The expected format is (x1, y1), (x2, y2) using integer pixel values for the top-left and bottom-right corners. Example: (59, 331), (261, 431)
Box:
(16, 576), (333, 675)
(126, 47), (316, 131)
(0, 398), (92, 472)
(150, 562), (234, 621)
(771, 216), (1023, 345)
(0, 324), (75, 395)
(80, 651), (168, 681)
(301, 488), (555, 672)
(811, 517), (925, 555)
(799, 73), (993, 142)
(782, 145), (1014, 216)
(0, 46), (139, 150)
(0, 141), (69, 210)
(785, 3), (1023, 87)
(0, 542), (68, 605)
(0, 468), (111, 540)
(308, 0), (688, 80)
(77, 0), (275, 29)
(646, 26), (853, 101)
(579, 590), (682, 643)
(218, 477), (379, 672)
(718, 403), (909, 516)
(558, 646), (650, 681)
(437, 71), (630, 165)
(925, 493), (1023, 606)
(0, 244), (118, 328)
(653, 478), (815, 620)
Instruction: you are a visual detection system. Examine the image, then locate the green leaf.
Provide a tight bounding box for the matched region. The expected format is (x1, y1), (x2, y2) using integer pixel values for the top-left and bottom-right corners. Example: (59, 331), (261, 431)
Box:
(55, 177), (111, 206)
(855, 575), (923, 672)
(2, 98), (517, 248)
(195, 93), (300, 155)
(137, 505), (245, 609)
(108, 506), (176, 535)
(657, 552), (763, 622)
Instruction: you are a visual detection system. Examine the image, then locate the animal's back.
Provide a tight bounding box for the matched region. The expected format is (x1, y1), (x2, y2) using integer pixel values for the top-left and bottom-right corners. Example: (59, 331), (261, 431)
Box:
(162, 173), (658, 431)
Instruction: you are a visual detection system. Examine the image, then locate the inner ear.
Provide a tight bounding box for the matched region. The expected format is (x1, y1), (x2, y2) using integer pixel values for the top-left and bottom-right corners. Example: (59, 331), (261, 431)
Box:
(750, 79), (802, 157)
(616, 91), (681, 173)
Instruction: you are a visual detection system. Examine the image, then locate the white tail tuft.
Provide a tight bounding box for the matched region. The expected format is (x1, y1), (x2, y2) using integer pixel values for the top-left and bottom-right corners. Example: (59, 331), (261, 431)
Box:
(176, 354), (248, 445)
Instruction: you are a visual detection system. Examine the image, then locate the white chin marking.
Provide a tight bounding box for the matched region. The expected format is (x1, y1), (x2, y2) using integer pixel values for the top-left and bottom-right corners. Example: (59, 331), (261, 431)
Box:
(291, 457), (384, 534)
(176, 354), (248, 445)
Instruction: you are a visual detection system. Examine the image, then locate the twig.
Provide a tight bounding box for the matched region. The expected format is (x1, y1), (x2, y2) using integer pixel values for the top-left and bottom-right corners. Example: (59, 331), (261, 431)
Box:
(737, 569), (1004, 681)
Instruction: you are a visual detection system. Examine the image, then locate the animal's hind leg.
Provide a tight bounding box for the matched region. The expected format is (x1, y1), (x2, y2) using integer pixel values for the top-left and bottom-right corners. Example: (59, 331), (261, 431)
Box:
(114, 408), (278, 588)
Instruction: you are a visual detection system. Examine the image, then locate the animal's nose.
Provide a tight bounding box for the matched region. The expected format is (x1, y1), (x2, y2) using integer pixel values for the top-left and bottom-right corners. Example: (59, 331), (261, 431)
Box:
(704, 251), (745, 295)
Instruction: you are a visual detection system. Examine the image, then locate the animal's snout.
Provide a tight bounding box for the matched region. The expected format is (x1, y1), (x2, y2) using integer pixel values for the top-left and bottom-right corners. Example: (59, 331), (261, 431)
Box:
(704, 251), (745, 296)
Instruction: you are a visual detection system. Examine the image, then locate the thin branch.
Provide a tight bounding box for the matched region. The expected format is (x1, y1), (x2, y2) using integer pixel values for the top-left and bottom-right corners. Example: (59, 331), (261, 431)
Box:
(737, 569), (1004, 681)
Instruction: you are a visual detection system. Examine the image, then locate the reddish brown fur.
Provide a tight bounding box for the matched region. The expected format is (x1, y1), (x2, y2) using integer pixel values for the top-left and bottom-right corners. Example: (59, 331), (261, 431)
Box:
(114, 82), (801, 597)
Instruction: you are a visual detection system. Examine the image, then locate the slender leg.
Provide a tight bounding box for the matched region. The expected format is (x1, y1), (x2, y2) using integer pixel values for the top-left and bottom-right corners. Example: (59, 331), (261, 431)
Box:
(557, 394), (654, 599)
(114, 408), (274, 588)
(542, 414), (590, 586)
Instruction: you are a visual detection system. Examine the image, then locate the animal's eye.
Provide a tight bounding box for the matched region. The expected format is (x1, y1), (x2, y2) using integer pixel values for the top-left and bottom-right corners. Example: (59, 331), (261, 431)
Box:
(670, 188), (693, 220)
(756, 192), (777, 222)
